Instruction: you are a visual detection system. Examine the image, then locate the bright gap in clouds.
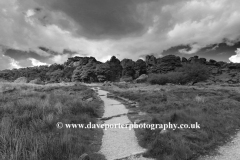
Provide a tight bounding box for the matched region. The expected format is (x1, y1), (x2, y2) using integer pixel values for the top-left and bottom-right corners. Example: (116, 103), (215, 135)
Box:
(26, 9), (35, 17)
(229, 49), (240, 63)
(10, 58), (21, 69)
(29, 58), (48, 66)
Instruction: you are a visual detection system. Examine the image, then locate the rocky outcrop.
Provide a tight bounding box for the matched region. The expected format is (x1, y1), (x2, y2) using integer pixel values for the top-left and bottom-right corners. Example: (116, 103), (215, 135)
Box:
(2, 54), (240, 84)
(135, 74), (148, 83)
(64, 56), (89, 67)
(14, 77), (28, 83)
(71, 56), (122, 83)
(147, 55), (182, 74)
(72, 57), (101, 82)
(188, 56), (206, 64)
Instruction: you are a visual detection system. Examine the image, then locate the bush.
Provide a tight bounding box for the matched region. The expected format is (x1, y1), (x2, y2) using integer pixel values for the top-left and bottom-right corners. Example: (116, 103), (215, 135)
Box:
(165, 72), (189, 84)
(178, 63), (210, 84)
(148, 74), (169, 85)
(148, 63), (210, 85)
(148, 72), (188, 85)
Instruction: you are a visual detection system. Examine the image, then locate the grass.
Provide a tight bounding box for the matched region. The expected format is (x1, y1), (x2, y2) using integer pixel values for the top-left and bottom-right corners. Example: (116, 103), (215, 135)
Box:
(0, 82), (105, 160)
(106, 85), (240, 160)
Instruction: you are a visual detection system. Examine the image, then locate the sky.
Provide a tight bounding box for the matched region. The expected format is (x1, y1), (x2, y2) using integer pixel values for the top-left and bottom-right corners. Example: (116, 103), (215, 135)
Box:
(1, 0), (240, 70)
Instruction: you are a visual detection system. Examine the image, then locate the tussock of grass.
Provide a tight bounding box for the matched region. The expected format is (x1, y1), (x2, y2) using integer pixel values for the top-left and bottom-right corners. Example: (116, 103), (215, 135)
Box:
(0, 83), (105, 160)
(111, 87), (240, 160)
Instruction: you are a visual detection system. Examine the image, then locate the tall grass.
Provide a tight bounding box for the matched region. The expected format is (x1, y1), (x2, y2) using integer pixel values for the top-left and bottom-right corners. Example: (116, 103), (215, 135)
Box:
(0, 83), (105, 160)
(110, 87), (240, 160)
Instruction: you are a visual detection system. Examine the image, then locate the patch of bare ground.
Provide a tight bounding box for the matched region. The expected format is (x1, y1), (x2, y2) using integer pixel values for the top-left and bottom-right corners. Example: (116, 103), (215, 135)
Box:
(198, 130), (240, 160)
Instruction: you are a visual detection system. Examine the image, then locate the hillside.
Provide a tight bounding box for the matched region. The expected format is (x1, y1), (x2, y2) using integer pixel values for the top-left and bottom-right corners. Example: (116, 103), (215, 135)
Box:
(1, 55), (240, 84)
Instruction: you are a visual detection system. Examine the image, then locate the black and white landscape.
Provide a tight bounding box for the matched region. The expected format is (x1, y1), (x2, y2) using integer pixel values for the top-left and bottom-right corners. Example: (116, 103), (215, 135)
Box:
(1, 0), (240, 160)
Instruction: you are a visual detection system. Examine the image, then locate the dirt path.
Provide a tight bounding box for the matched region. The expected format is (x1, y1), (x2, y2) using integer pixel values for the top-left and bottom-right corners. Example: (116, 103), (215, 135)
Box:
(199, 132), (240, 160)
(94, 88), (153, 160)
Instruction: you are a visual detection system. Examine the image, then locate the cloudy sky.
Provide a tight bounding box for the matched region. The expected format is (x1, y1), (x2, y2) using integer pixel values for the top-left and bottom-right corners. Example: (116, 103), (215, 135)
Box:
(1, 0), (240, 70)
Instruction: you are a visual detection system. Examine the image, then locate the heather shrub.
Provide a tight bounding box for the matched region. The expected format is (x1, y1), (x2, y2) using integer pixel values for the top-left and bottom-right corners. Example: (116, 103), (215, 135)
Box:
(148, 63), (210, 85)
(178, 63), (210, 84)
(148, 74), (169, 85)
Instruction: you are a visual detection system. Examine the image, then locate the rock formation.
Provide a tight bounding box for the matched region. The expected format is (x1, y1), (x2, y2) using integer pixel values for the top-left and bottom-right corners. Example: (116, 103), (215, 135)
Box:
(1, 54), (240, 84)
(147, 55), (182, 74)
(72, 57), (101, 82)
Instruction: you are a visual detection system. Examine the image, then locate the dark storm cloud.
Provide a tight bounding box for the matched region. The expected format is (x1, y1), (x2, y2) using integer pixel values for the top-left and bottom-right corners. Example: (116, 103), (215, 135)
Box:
(34, 0), (160, 39)
(2, 47), (79, 68)
(2, 0), (240, 69)
(4, 49), (50, 62)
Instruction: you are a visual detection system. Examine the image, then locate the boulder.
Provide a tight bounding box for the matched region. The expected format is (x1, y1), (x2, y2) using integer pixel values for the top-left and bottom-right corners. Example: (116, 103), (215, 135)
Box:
(29, 78), (43, 84)
(14, 77), (28, 83)
(135, 74), (148, 83)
